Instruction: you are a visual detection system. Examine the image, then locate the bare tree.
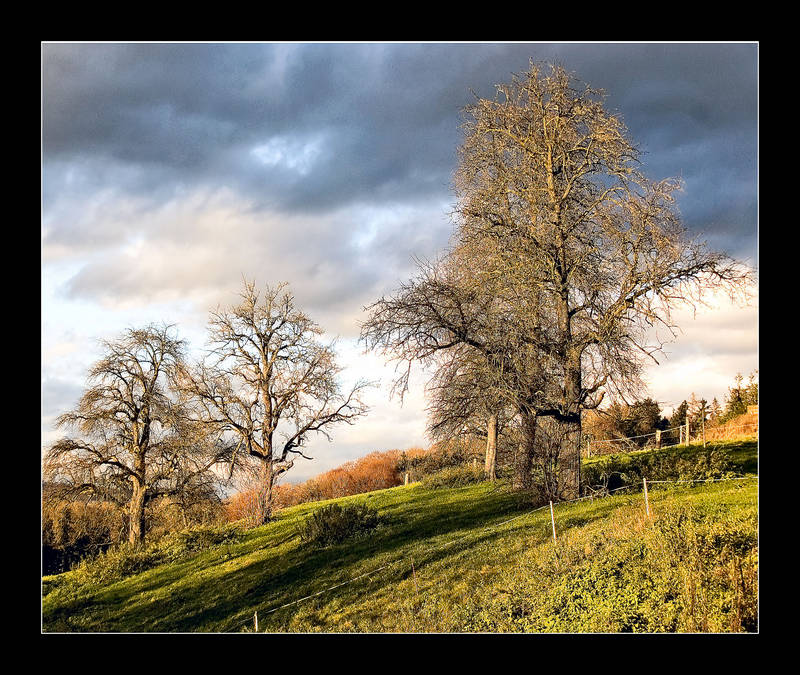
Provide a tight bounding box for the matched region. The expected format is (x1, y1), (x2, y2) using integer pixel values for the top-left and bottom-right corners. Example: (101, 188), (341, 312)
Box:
(425, 344), (520, 481)
(364, 62), (752, 501)
(450, 62), (753, 497)
(44, 324), (231, 546)
(182, 280), (372, 526)
(361, 251), (556, 489)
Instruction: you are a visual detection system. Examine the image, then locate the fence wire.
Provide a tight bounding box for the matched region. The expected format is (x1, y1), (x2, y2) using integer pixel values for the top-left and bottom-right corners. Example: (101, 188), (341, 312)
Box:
(586, 422), (758, 457)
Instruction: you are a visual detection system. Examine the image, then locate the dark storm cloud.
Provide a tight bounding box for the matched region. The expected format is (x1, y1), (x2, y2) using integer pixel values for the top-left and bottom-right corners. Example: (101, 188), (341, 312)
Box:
(42, 42), (758, 292)
(43, 42), (756, 204)
(43, 43), (501, 213)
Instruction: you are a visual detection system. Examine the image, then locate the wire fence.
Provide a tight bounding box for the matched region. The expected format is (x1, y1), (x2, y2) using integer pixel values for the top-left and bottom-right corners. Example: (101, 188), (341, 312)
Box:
(234, 470), (758, 632)
(584, 421), (758, 458)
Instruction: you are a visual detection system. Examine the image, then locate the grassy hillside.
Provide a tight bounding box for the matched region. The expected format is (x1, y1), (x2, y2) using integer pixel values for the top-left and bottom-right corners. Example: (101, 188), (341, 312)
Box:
(42, 439), (758, 633)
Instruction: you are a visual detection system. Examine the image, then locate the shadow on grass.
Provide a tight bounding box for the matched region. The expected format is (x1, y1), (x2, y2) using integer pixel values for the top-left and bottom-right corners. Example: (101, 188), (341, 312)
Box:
(44, 483), (530, 632)
(43, 464), (758, 633)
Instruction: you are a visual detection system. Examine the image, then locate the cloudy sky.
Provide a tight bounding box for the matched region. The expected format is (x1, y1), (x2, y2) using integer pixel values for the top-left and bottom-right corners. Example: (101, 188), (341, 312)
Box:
(42, 42), (758, 483)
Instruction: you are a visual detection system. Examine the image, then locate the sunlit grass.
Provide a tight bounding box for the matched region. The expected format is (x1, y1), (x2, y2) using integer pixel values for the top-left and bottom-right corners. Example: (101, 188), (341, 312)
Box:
(42, 438), (757, 633)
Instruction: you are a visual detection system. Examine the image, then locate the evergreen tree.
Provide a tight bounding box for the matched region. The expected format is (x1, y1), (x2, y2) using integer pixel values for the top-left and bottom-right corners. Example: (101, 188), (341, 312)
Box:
(721, 373), (748, 421)
(709, 397), (722, 424)
(688, 393), (708, 425)
(669, 400), (689, 429)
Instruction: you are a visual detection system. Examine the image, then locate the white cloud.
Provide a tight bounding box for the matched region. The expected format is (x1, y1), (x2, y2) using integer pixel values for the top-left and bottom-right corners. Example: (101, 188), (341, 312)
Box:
(250, 133), (326, 176)
(641, 288), (758, 415)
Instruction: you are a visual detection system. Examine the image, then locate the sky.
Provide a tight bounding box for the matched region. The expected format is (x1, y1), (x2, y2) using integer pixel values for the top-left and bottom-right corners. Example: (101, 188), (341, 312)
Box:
(41, 42), (758, 483)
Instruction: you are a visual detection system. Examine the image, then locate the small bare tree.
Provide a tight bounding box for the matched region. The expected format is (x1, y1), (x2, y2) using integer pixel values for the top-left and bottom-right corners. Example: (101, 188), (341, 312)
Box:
(424, 344), (517, 481)
(361, 252), (556, 489)
(183, 280), (372, 526)
(44, 324), (232, 546)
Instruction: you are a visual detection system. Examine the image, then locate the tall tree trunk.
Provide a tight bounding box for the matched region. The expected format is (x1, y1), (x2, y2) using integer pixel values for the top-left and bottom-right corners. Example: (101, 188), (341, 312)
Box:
(485, 413), (498, 481)
(128, 478), (147, 547)
(545, 414), (581, 499)
(514, 408), (536, 490)
(253, 459), (275, 527)
(561, 414), (581, 499)
(559, 347), (583, 499)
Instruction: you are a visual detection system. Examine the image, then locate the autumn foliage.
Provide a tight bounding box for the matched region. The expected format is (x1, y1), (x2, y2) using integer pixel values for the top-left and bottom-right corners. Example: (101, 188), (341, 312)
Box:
(225, 449), (407, 522)
(223, 441), (488, 523)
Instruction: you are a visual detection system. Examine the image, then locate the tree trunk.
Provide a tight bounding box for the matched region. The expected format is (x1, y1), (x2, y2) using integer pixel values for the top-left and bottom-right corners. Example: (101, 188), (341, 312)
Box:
(128, 479), (147, 547)
(514, 408), (536, 490)
(558, 344), (583, 500)
(253, 459), (275, 527)
(485, 414), (498, 481)
(548, 414), (581, 499)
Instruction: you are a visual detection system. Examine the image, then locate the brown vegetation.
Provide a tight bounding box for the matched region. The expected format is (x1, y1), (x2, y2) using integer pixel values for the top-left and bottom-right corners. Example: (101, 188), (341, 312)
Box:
(224, 449), (407, 521)
(222, 440), (495, 522)
(704, 409), (759, 442)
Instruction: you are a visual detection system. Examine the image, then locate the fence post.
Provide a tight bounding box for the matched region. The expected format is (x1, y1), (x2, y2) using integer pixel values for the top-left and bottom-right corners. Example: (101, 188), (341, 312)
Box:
(549, 500), (557, 542)
(685, 414), (690, 446)
(404, 472), (409, 486)
(655, 429), (662, 449)
(254, 610), (258, 633)
(643, 478), (651, 518)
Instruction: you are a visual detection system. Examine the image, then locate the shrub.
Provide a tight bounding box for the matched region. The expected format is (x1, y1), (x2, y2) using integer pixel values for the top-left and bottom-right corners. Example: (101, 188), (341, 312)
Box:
(42, 493), (227, 575)
(42, 500), (128, 575)
(72, 543), (166, 585)
(298, 503), (380, 547)
(581, 446), (737, 495)
(421, 465), (485, 489)
(402, 440), (482, 482)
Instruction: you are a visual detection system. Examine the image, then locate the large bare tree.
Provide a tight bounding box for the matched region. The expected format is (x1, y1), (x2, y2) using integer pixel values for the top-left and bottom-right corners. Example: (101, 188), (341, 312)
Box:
(44, 324), (231, 546)
(364, 62), (753, 500)
(183, 280), (371, 525)
(451, 62), (753, 496)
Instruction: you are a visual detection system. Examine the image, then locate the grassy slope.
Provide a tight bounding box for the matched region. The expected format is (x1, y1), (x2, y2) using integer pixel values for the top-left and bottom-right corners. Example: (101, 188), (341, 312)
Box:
(42, 439), (758, 633)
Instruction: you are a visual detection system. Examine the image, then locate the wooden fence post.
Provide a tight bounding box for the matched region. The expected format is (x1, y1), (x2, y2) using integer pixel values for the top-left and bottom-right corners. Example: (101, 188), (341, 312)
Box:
(685, 414), (690, 446)
(254, 610), (258, 633)
(404, 472), (409, 486)
(655, 429), (662, 449)
(643, 479), (651, 518)
(549, 501), (557, 542)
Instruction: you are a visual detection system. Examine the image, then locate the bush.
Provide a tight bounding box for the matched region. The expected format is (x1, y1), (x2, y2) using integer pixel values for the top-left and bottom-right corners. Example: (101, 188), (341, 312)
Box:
(42, 493), (227, 575)
(421, 465), (486, 489)
(72, 543), (165, 585)
(298, 503), (380, 547)
(581, 446), (737, 495)
(42, 500), (128, 575)
(401, 440), (483, 483)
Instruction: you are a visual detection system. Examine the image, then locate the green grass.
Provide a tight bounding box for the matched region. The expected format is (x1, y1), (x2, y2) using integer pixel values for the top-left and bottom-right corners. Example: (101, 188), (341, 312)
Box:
(42, 438), (758, 633)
